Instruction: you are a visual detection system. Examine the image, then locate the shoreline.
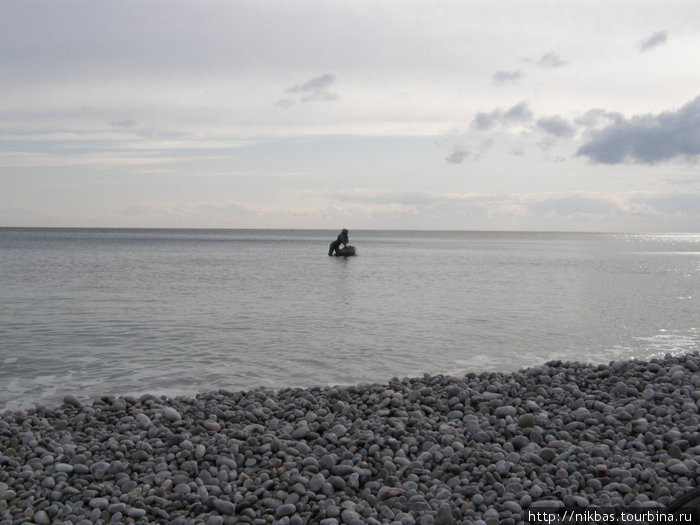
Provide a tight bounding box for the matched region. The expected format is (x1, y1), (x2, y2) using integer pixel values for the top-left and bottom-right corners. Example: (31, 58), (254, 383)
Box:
(1, 353), (698, 524)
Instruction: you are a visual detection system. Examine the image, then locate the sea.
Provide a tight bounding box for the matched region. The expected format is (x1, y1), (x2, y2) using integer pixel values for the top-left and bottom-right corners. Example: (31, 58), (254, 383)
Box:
(1, 228), (699, 411)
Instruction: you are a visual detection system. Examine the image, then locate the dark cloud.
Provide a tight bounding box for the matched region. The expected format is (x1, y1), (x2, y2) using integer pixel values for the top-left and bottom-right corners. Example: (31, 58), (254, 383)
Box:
(576, 96), (700, 164)
(537, 53), (566, 68)
(492, 70), (523, 85)
(537, 116), (575, 138)
(638, 30), (668, 52)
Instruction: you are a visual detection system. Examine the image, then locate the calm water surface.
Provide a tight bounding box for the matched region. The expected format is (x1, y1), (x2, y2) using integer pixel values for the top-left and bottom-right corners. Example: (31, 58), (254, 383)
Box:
(1, 228), (698, 410)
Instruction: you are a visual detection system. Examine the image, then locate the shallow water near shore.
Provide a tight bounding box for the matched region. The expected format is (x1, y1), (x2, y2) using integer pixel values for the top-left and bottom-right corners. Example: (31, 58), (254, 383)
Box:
(1, 228), (699, 410)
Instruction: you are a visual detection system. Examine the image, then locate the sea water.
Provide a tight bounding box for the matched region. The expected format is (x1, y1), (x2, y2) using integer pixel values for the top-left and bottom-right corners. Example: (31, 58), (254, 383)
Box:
(1, 228), (698, 411)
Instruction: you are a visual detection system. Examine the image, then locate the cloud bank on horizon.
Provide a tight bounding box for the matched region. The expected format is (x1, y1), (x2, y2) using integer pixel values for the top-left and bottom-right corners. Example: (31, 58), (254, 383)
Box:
(1, 0), (700, 231)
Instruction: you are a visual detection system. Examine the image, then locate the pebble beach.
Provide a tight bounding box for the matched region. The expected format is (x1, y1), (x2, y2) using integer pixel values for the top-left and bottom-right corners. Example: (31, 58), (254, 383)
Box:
(1, 353), (698, 525)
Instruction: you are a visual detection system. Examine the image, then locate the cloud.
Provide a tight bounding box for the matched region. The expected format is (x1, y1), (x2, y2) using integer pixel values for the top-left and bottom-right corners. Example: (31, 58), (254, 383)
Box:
(521, 52), (567, 68)
(109, 200), (264, 227)
(471, 101), (533, 131)
(321, 189), (437, 207)
(574, 108), (624, 128)
(318, 188), (700, 226)
(576, 96), (700, 164)
(443, 102), (534, 163)
(632, 192), (700, 215)
(277, 73), (339, 106)
(287, 73), (335, 94)
(528, 193), (628, 216)
(492, 70), (523, 85)
(536, 115), (575, 138)
(638, 30), (668, 52)
(437, 130), (470, 164)
(471, 111), (501, 131)
(536, 53), (566, 68)
(274, 99), (295, 109)
(439, 130), (499, 164)
(504, 101), (533, 123)
(109, 119), (139, 128)
(446, 147), (469, 164)
(0, 151), (174, 169)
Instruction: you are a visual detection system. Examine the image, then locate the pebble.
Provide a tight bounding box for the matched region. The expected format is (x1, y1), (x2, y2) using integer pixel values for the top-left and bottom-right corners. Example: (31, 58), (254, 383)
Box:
(517, 413), (536, 427)
(378, 486), (404, 500)
(436, 501), (455, 524)
(0, 353), (697, 524)
(135, 412), (151, 429)
(212, 498), (235, 515)
(89, 497), (109, 510)
(54, 462), (74, 473)
(494, 405), (517, 418)
(276, 503), (297, 517)
(204, 420), (221, 431)
(62, 394), (82, 407)
(162, 406), (181, 422)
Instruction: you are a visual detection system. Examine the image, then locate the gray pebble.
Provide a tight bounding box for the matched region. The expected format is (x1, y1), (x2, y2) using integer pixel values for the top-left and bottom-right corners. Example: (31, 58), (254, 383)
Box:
(162, 406), (181, 422)
(0, 353), (697, 525)
(539, 448), (556, 462)
(88, 497), (109, 510)
(54, 462), (73, 473)
(667, 461), (691, 476)
(135, 412), (151, 429)
(435, 502), (454, 525)
(276, 503), (297, 518)
(63, 394), (82, 408)
(34, 510), (50, 525)
(517, 413), (535, 427)
(494, 405), (517, 418)
(212, 498), (235, 515)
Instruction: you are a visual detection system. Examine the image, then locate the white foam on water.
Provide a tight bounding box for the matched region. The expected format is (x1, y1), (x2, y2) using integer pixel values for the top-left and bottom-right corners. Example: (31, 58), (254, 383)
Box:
(634, 328), (699, 359)
(72, 355), (100, 365)
(605, 328), (699, 363)
(121, 388), (200, 401)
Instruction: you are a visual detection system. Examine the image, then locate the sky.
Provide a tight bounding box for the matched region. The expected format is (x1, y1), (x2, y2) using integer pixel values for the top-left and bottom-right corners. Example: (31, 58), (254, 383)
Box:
(2, 0), (700, 231)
